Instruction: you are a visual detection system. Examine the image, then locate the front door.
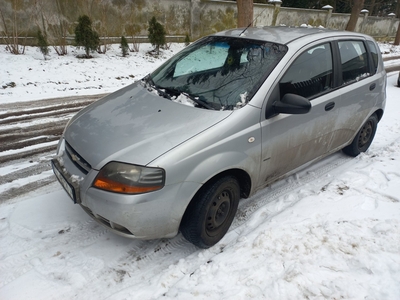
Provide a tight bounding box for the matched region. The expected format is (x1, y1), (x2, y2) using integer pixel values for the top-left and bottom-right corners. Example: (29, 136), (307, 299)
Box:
(257, 42), (340, 188)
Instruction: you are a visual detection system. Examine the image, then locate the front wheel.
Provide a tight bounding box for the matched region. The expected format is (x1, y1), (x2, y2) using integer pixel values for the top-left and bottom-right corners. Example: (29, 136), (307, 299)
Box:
(342, 114), (378, 157)
(180, 176), (240, 249)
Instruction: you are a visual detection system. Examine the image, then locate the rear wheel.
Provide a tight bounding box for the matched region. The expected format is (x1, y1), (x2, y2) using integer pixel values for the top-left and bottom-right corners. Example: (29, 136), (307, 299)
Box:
(343, 114), (378, 157)
(180, 176), (240, 249)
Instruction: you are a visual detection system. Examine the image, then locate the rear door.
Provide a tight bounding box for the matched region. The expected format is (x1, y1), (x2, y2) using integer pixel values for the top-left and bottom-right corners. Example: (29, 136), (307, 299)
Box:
(330, 39), (383, 147)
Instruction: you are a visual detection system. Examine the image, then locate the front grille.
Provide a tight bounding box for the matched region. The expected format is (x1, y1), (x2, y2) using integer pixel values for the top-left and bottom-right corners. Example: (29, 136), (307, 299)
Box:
(65, 141), (91, 174)
(80, 205), (133, 236)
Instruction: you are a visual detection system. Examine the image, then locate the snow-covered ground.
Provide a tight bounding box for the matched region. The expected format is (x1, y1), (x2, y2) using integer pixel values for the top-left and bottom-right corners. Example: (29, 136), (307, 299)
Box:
(0, 43), (184, 104)
(379, 41), (400, 57)
(1, 42), (400, 299)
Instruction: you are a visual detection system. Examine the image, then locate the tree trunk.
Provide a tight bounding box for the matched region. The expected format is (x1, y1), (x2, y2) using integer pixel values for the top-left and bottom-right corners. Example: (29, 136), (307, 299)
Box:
(345, 0), (365, 31)
(369, 0), (376, 16)
(237, 0), (253, 28)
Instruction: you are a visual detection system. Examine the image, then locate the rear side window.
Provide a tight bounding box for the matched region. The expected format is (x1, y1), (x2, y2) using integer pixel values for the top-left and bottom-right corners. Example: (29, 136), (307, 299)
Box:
(339, 41), (369, 84)
(279, 43), (333, 100)
(367, 40), (379, 74)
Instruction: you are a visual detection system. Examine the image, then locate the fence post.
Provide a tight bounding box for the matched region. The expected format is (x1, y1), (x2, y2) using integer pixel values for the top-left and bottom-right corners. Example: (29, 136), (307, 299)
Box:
(388, 13), (396, 37)
(322, 5), (333, 29)
(360, 9), (369, 33)
(190, 0), (202, 40)
(270, 0), (282, 26)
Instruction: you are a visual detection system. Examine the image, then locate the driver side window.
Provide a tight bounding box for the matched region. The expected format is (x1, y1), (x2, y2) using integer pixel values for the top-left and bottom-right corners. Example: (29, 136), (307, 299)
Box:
(279, 43), (333, 100)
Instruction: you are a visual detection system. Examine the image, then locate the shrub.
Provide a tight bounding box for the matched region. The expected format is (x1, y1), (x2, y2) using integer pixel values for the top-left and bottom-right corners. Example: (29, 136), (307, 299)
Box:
(121, 36), (129, 57)
(148, 16), (166, 55)
(37, 30), (49, 60)
(74, 15), (99, 58)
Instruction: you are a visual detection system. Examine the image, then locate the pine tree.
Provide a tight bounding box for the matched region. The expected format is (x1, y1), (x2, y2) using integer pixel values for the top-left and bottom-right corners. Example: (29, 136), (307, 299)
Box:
(37, 29), (49, 60)
(148, 17), (166, 55)
(121, 36), (129, 57)
(74, 15), (99, 58)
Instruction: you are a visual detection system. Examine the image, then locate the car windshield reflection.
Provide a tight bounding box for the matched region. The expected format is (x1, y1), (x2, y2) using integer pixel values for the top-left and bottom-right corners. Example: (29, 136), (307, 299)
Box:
(150, 36), (287, 110)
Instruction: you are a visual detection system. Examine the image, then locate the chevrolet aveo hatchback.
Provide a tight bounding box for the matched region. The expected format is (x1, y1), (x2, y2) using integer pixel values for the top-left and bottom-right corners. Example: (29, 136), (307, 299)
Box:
(52, 27), (386, 248)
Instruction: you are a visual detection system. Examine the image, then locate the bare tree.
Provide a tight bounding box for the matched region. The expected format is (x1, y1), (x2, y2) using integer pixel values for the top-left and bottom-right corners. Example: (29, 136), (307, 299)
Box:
(0, 0), (26, 54)
(124, 1), (145, 52)
(237, 0), (254, 28)
(95, 1), (112, 54)
(33, 0), (69, 56)
(346, 0), (365, 31)
(51, 0), (69, 55)
(125, 23), (141, 52)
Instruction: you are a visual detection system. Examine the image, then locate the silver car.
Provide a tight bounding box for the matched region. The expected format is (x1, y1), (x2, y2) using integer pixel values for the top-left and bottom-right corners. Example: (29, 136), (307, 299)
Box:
(52, 27), (386, 248)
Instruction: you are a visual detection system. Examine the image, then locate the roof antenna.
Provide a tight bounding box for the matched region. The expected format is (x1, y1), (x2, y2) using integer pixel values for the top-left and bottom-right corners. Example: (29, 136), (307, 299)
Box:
(239, 5), (269, 37)
(239, 21), (253, 37)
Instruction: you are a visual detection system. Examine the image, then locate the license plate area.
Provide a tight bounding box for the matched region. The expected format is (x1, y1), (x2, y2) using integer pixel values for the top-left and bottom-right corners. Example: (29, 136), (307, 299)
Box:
(51, 159), (81, 204)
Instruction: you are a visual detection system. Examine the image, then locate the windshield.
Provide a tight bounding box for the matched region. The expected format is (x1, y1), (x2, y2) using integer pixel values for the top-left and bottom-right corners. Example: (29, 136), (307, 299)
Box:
(149, 36), (287, 110)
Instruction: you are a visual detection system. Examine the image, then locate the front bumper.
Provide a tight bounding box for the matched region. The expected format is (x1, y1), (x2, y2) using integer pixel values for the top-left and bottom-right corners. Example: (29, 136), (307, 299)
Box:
(52, 138), (201, 240)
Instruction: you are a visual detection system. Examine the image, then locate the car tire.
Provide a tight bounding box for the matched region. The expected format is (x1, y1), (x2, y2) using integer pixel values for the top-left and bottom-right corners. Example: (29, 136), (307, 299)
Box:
(180, 176), (240, 249)
(342, 114), (378, 157)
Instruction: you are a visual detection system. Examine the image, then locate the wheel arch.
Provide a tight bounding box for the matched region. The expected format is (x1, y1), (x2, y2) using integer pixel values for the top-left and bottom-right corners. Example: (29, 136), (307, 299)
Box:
(180, 168), (252, 226)
(342, 112), (378, 157)
(206, 168), (252, 199)
(374, 109), (384, 122)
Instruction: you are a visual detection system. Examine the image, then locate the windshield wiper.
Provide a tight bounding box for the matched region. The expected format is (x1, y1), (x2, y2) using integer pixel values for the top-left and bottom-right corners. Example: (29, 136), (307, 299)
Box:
(162, 86), (215, 110)
(144, 75), (172, 99)
(182, 92), (215, 110)
(145, 76), (215, 110)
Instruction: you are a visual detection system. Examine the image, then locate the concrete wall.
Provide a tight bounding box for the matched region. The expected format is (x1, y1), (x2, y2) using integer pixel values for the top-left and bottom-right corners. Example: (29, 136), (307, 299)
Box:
(276, 7), (328, 27)
(0, 0), (398, 45)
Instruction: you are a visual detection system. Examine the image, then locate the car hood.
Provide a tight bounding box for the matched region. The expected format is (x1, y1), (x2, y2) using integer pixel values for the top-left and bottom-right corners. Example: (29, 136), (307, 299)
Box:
(64, 82), (232, 169)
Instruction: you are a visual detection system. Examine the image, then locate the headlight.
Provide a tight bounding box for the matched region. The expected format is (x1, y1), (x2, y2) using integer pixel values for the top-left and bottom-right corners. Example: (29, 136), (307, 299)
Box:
(93, 162), (165, 194)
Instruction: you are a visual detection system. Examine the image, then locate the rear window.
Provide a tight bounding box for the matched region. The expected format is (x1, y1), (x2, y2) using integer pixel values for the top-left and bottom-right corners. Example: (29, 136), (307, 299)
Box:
(367, 40), (379, 74)
(339, 41), (369, 84)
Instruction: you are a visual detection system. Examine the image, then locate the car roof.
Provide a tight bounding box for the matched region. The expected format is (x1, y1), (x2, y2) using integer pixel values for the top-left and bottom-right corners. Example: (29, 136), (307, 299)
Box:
(212, 26), (369, 45)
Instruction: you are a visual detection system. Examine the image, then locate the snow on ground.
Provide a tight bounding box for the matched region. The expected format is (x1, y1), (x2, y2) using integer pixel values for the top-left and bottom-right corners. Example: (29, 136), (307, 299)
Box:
(0, 43), (184, 104)
(379, 41), (400, 57)
(1, 41), (400, 299)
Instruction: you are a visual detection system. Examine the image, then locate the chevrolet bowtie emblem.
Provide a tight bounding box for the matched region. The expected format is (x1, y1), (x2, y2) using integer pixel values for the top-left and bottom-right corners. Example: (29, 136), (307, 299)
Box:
(71, 153), (79, 162)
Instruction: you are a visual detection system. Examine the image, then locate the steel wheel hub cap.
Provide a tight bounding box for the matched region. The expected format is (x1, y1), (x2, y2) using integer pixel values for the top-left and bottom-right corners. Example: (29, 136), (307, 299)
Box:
(358, 121), (372, 148)
(206, 191), (231, 233)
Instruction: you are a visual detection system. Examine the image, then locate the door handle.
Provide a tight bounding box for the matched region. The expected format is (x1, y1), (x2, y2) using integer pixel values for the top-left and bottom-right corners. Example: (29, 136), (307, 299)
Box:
(325, 102), (335, 111)
(369, 83), (376, 91)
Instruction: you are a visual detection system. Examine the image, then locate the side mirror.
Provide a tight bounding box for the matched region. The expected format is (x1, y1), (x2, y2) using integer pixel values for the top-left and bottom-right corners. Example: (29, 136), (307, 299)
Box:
(273, 93), (311, 115)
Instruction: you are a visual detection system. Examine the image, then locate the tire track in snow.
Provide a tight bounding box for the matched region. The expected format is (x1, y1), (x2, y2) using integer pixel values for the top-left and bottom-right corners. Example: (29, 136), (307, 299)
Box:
(0, 247), (39, 288)
(0, 218), (109, 289)
(0, 221), (43, 288)
(0, 95), (104, 202)
(233, 153), (353, 228)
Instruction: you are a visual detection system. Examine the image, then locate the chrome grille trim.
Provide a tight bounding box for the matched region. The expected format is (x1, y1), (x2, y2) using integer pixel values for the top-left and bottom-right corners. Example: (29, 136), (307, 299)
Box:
(65, 141), (91, 174)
